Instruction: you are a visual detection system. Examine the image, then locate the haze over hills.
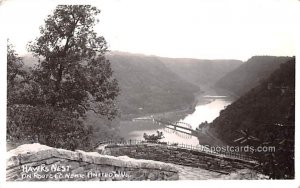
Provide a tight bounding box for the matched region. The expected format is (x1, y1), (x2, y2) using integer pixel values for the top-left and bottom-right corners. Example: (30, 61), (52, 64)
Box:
(160, 57), (242, 90)
(214, 56), (293, 97)
(106, 51), (247, 116)
(24, 51), (242, 117)
(22, 52), (292, 119)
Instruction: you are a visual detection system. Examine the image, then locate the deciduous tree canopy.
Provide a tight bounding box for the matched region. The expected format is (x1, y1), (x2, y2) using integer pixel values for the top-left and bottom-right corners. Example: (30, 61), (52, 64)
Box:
(27, 5), (119, 119)
(7, 5), (120, 150)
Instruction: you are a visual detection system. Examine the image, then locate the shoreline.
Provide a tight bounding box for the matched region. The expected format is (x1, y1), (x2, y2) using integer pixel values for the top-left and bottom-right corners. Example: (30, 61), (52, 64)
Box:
(120, 90), (203, 122)
(118, 91), (202, 139)
(118, 91), (222, 139)
(118, 87), (233, 141)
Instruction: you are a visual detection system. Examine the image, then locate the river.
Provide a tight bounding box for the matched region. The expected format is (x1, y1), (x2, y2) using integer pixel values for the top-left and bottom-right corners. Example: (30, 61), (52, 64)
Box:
(179, 96), (231, 129)
(121, 94), (232, 145)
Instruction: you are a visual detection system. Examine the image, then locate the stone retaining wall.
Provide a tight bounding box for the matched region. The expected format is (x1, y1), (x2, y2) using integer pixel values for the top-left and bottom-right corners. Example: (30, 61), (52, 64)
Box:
(99, 143), (258, 174)
(6, 143), (178, 181)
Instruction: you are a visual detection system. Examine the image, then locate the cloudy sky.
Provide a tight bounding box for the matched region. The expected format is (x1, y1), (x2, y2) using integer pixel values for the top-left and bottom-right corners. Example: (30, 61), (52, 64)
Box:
(1, 0), (299, 61)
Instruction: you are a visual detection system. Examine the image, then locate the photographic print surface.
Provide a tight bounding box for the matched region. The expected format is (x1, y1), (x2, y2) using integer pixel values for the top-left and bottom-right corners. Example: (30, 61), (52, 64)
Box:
(4, 0), (296, 181)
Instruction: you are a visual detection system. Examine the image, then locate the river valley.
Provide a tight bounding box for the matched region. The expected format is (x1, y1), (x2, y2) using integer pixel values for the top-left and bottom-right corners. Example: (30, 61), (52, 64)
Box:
(119, 89), (233, 146)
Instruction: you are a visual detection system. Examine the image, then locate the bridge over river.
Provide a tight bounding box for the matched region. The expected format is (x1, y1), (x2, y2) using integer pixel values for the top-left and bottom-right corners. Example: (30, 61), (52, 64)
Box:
(132, 117), (200, 137)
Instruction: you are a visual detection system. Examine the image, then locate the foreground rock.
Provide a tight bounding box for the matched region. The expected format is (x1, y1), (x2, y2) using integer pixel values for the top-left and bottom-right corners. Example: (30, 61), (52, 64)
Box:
(6, 143), (178, 181)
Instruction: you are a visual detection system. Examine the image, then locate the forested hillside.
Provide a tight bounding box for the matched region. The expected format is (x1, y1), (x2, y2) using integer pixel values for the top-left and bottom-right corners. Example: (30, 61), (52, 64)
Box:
(209, 57), (295, 178)
(214, 56), (292, 96)
(107, 52), (200, 116)
(22, 52), (245, 116)
(210, 57), (295, 144)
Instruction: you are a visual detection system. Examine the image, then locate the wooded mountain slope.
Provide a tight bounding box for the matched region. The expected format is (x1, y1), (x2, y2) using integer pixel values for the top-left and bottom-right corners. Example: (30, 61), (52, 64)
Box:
(214, 56), (292, 96)
(107, 52), (200, 116)
(209, 57), (295, 145)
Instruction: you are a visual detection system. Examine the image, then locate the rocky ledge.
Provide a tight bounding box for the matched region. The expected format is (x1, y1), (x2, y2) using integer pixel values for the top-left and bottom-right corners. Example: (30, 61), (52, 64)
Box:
(6, 143), (179, 181)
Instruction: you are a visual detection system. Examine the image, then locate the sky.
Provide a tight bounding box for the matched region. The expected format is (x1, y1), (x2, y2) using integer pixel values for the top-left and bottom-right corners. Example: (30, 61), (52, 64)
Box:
(1, 0), (299, 61)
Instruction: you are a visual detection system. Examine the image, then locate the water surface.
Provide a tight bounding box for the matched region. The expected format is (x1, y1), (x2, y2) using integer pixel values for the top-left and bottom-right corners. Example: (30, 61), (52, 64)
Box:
(127, 95), (232, 145)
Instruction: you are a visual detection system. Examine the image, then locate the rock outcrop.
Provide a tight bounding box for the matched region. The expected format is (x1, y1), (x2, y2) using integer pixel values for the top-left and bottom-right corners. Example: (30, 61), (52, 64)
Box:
(6, 143), (178, 181)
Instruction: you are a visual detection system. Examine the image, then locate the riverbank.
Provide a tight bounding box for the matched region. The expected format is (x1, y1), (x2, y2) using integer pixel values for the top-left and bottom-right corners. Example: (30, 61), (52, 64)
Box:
(118, 86), (233, 146)
(118, 91), (202, 139)
(118, 99), (198, 140)
(118, 90), (224, 140)
(120, 90), (204, 121)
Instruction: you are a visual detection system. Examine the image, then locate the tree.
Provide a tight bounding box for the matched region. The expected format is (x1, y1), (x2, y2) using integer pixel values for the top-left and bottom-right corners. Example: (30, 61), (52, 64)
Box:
(27, 5), (119, 119)
(6, 41), (93, 150)
(7, 5), (120, 151)
(7, 41), (22, 85)
(7, 40), (26, 106)
(143, 131), (165, 143)
(7, 104), (92, 150)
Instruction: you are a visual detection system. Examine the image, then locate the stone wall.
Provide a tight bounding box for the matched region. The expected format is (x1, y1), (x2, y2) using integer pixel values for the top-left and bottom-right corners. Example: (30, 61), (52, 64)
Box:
(6, 143), (178, 181)
(99, 143), (258, 174)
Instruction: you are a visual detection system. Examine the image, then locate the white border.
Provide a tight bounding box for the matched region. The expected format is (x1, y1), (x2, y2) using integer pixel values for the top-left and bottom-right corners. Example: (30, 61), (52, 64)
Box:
(1, 0), (299, 188)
